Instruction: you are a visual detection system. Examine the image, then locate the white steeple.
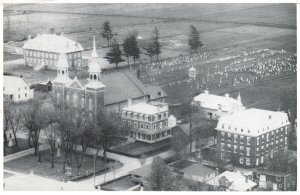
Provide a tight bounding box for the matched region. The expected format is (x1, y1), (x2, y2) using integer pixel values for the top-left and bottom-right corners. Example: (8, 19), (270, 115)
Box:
(52, 53), (72, 84)
(85, 36), (105, 90)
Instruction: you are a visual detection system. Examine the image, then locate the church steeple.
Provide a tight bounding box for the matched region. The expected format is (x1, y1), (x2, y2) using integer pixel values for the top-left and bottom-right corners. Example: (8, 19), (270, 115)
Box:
(85, 36), (105, 90)
(53, 53), (72, 84)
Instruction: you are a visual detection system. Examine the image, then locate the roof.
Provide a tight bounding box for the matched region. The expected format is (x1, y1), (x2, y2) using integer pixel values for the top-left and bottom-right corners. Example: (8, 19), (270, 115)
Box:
(193, 91), (244, 112)
(102, 71), (147, 105)
(57, 53), (69, 68)
(23, 34), (84, 53)
(255, 169), (292, 177)
(216, 108), (290, 137)
(207, 171), (257, 191)
(130, 164), (152, 178)
(189, 66), (196, 71)
(123, 102), (168, 115)
(145, 85), (167, 100)
(3, 75), (29, 94)
(181, 164), (216, 177)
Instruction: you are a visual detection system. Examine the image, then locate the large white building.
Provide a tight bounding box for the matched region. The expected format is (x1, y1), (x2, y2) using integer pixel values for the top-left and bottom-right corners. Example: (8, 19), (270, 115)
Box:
(193, 90), (245, 120)
(3, 75), (34, 102)
(121, 102), (176, 143)
(216, 108), (290, 167)
(23, 33), (84, 70)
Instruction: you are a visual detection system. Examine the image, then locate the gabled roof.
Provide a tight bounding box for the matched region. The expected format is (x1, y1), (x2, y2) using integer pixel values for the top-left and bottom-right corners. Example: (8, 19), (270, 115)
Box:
(3, 75), (30, 94)
(193, 91), (244, 112)
(102, 70), (146, 105)
(145, 85), (167, 100)
(23, 34), (84, 53)
(216, 108), (290, 137)
(207, 171), (257, 191)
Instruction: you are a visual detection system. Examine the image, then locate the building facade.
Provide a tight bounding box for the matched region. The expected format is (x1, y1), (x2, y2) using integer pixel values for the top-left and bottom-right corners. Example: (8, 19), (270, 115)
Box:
(193, 90), (245, 120)
(23, 33), (84, 70)
(3, 75), (34, 102)
(52, 36), (105, 119)
(216, 108), (290, 168)
(121, 103), (176, 143)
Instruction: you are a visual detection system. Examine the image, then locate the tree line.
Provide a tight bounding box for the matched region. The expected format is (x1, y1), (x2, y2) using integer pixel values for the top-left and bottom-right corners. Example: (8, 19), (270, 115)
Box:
(100, 21), (203, 68)
(3, 98), (127, 176)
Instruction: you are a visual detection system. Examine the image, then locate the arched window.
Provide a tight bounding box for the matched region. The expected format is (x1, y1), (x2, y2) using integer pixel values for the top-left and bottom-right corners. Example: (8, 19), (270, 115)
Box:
(94, 74), (97, 80)
(90, 75), (92, 79)
(73, 93), (78, 107)
(89, 98), (93, 110)
(62, 70), (64, 75)
(81, 97), (85, 108)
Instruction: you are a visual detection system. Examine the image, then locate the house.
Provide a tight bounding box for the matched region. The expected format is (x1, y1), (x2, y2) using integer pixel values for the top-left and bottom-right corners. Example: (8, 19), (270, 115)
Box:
(35, 79), (52, 92)
(3, 75), (34, 102)
(193, 90), (245, 120)
(253, 169), (295, 191)
(207, 170), (257, 191)
(121, 102), (175, 143)
(23, 32), (84, 70)
(216, 108), (291, 167)
(180, 163), (216, 183)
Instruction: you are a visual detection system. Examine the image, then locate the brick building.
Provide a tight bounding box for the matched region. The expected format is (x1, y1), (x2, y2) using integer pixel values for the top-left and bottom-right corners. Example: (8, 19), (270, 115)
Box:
(121, 102), (176, 143)
(215, 108), (290, 168)
(253, 169), (294, 191)
(52, 36), (105, 119)
(193, 90), (245, 120)
(23, 33), (84, 70)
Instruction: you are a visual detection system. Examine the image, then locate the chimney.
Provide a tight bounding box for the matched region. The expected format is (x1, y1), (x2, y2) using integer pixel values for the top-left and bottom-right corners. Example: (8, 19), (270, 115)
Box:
(224, 93), (230, 98)
(50, 28), (55, 34)
(27, 34), (31, 40)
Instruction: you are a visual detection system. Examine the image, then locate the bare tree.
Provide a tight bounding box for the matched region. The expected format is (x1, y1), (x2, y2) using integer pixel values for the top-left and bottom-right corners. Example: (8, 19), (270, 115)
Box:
(6, 102), (22, 151)
(22, 99), (46, 162)
(3, 103), (10, 156)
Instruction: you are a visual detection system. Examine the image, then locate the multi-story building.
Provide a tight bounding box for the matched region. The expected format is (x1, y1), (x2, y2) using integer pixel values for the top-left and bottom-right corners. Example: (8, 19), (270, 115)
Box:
(3, 75), (34, 102)
(121, 102), (176, 143)
(23, 33), (84, 70)
(193, 90), (245, 120)
(216, 108), (290, 168)
(253, 170), (294, 191)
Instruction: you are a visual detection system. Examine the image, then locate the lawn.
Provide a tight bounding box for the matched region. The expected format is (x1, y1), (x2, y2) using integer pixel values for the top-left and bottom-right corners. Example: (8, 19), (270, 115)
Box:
(110, 139), (171, 158)
(4, 149), (122, 181)
(4, 138), (33, 156)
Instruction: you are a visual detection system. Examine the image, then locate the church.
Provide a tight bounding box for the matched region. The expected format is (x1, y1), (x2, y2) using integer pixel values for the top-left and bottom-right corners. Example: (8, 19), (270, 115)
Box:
(52, 36), (167, 116)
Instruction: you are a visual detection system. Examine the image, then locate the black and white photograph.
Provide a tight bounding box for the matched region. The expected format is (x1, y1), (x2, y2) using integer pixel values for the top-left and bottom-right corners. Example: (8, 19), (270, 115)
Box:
(1, 0), (297, 191)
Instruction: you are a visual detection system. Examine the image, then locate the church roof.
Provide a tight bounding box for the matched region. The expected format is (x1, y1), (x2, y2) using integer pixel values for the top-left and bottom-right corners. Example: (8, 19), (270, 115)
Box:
(145, 85), (167, 100)
(23, 34), (84, 53)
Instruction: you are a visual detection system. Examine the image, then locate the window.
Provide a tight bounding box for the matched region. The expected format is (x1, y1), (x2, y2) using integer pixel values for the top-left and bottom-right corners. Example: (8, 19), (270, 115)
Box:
(247, 137), (251, 145)
(256, 158), (259, 166)
(18, 94), (20, 99)
(221, 143), (225, 151)
(134, 122), (138, 129)
(240, 136), (244, 142)
(140, 123), (144, 129)
(266, 133), (269, 141)
(159, 122), (162, 129)
(234, 135), (237, 143)
(241, 129), (244, 132)
(25, 87), (27, 90)
(261, 156), (264, 163)
(246, 148), (250, 156)
(227, 144), (231, 148)
(128, 121), (132, 127)
(25, 93), (27, 97)
(88, 98), (93, 110)
(228, 133), (231, 138)
(153, 124), (156, 130)
(18, 88), (20, 91)
(285, 128), (288, 134)
(239, 157), (244, 164)
(228, 126), (231, 130)
(81, 97), (85, 108)
(276, 177), (281, 182)
(234, 145), (237, 153)
(257, 137), (260, 144)
(285, 137), (287, 145)
(164, 121), (167, 127)
(246, 158), (250, 165)
(145, 124), (149, 130)
(222, 124), (225, 129)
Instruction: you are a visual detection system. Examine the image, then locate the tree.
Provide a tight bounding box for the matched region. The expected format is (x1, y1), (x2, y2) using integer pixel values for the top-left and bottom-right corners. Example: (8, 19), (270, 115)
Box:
(101, 21), (113, 47)
(148, 156), (175, 191)
(43, 102), (59, 168)
(7, 103), (22, 151)
(22, 99), (46, 162)
(171, 129), (189, 159)
(188, 25), (203, 54)
(122, 32), (140, 67)
(279, 86), (297, 122)
(3, 103), (10, 156)
(142, 41), (156, 63)
(105, 41), (124, 68)
(152, 27), (162, 61)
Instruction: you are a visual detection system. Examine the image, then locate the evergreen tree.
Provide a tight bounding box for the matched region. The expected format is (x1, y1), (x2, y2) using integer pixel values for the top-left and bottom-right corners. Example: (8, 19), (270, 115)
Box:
(142, 41), (156, 63)
(122, 32), (140, 67)
(122, 36), (131, 65)
(152, 27), (162, 61)
(105, 41), (124, 68)
(101, 21), (113, 47)
(188, 25), (203, 54)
